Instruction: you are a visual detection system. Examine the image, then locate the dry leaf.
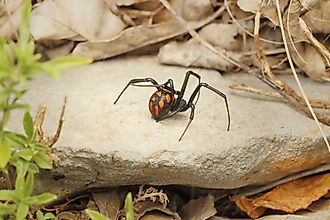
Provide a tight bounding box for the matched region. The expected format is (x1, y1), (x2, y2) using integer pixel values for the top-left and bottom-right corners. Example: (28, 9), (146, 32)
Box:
(301, 0), (330, 34)
(233, 196), (266, 219)
(158, 39), (240, 71)
(45, 41), (75, 59)
(92, 191), (121, 219)
(135, 200), (179, 220)
(253, 173), (330, 213)
(179, 194), (217, 220)
(140, 212), (178, 220)
(199, 23), (242, 51)
(72, 8), (222, 60)
(182, 0), (213, 21)
(0, 0), (24, 38)
(31, 0), (125, 41)
(290, 42), (330, 82)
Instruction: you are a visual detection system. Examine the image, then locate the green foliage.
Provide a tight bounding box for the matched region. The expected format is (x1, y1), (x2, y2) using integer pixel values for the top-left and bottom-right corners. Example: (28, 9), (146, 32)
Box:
(86, 209), (111, 220)
(36, 210), (55, 220)
(124, 192), (134, 220)
(0, 0), (92, 219)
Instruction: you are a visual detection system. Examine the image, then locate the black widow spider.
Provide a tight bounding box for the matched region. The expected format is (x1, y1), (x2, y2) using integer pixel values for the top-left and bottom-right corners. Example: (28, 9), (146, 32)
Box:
(113, 71), (231, 141)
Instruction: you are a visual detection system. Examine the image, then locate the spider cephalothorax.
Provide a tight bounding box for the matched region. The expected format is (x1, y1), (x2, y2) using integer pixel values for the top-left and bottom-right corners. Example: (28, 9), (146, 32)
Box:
(114, 71), (231, 141)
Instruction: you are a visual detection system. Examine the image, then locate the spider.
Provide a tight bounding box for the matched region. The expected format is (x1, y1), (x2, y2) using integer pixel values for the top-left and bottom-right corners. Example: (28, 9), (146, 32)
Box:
(113, 70), (231, 141)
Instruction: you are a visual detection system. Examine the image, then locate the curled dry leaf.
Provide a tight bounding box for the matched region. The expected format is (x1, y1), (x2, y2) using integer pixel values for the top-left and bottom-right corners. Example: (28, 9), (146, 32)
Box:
(233, 196), (266, 219)
(0, 0), (24, 38)
(179, 194), (217, 220)
(31, 0), (126, 41)
(252, 172), (330, 213)
(235, 172), (330, 218)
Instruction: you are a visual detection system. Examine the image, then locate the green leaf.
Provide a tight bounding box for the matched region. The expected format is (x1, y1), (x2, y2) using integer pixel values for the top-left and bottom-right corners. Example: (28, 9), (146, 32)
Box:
(16, 202), (29, 220)
(43, 212), (56, 219)
(46, 56), (92, 70)
(14, 160), (29, 195)
(36, 210), (55, 220)
(23, 111), (34, 140)
(4, 131), (28, 147)
(85, 209), (110, 220)
(22, 173), (33, 197)
(124, 192), (134, 220)
(14, 148), (34, 161)
(0, 140), (11, 168)
(36, 210), (44, 220)
(0, 190), (19, 201)
(7, 103), (29, 111)
(23, 193), (56, 205)
(28, 163), (39, 174)
(33, 151), (52, 169)
(19, 0), (32, 48)
(0, 203), (16, 216)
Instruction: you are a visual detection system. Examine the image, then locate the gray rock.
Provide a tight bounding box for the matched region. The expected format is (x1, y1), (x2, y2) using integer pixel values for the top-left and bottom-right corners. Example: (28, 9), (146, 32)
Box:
(9, 56), (330, 192)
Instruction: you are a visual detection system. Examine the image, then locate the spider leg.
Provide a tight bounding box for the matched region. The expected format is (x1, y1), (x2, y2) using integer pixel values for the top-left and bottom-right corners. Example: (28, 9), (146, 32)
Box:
(183, 82), (231, 131)
(178, 103), (195, 141)
(174, 71), (201, 109)
(113, 78), (159, 104)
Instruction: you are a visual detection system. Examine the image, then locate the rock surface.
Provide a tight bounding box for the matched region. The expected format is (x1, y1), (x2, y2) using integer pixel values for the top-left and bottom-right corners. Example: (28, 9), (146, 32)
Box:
(10, 56), (330, 192)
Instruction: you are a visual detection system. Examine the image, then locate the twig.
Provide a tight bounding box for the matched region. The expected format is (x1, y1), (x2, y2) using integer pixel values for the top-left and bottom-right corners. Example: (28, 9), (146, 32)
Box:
(229, 83), (330, 109)
(49, 97), (67, 147)
(229, 84), (283, 99)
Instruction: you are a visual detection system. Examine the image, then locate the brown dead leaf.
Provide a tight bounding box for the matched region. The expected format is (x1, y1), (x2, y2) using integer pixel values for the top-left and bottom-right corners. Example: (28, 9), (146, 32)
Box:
(179, 194), (217, 220)
(253, 173), (330, 213)
(140, 212), (179, 220)
(72, 8), (223, 60)
(92, 191), (121, 219)
(158, 39), (240, 71)
(0, 0), (24, 38)
(182, 0), (213, 21)
(290, 42), (330, 82)
(135, 200), (179, 220)
(301, 0), (330, 34)
(31, 0), (126, 41)
(199, 23), (242, 51)
(233, 196), (266, 219)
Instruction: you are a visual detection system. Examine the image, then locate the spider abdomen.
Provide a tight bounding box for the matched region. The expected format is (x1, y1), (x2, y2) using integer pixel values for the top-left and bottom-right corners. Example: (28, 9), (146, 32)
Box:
(148, 90), (174, 120)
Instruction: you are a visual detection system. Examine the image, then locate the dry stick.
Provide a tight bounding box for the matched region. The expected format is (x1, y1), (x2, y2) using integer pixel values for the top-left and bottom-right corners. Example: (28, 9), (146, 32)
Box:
(274, 0), (330, 150)
(230, 84), (286, 100)
(49, 97), (67, 147)
(229, 83), (330, 109)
